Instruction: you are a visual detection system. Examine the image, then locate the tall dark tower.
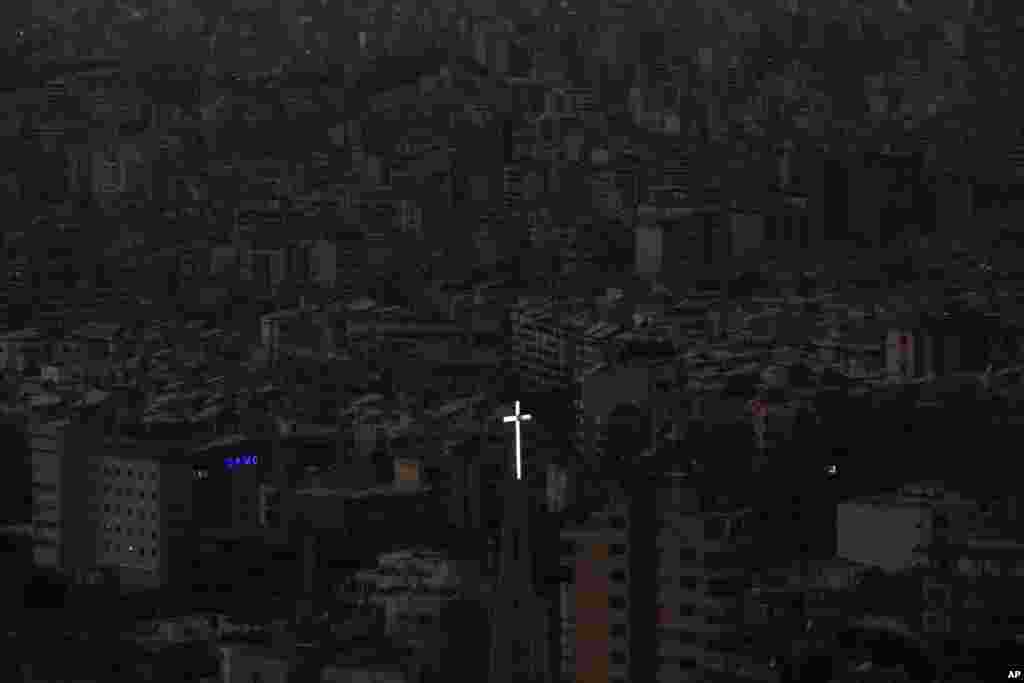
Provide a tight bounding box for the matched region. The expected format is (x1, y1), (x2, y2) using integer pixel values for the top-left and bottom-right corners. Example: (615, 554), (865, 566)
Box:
(488, 403), (552, 683)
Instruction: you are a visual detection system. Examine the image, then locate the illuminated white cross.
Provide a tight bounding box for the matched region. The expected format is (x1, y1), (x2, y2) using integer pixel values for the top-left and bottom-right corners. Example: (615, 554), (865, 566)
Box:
(502, 400), (532, 481)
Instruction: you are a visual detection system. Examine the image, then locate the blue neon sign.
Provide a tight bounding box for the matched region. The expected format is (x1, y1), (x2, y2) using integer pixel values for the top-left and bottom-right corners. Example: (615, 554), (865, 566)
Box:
(225, 455), (258, 470)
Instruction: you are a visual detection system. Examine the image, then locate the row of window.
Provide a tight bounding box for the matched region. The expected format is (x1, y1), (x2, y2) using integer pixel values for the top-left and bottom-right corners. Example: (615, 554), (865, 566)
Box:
(659, 657), (698, 670)
(104, 541), (158, 557)
(104, 523), (158, 539)
(104, 484), (157, 499)
(103, 504), (157, 520)
(102, 465), (157, 481)
(956, 557), (1024, 578)
(707, 579), (747, 597)
(562, 541), (627, 556)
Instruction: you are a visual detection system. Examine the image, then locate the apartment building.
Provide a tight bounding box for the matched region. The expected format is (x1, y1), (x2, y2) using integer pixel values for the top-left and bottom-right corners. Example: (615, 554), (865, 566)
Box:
(352, 547), (461, 643)
(241, 239), (288, 291)
(221, 636), (413, 683)
(0, 328), (47, 373)
(55, 322), (128, 386)
(918, 532), (1024, 643)
(94, 441), (194, 590)
(634, 204), (731, 278)
(511, 300), (622, 393)
(575, 358), (685, 462)
(742, 558), (868, 676)
(913, 309), (1014, 376)
(28, 414), (193, 589)
(559, 503), (631, 683)
(655, 480), (773, 683)
(837, 482), (981, 573)
(192, 434), (273, 533)
(28, 416), (98, 574)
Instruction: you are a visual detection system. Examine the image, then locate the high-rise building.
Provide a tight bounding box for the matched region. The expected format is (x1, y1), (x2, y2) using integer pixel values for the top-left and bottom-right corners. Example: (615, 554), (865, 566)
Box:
(556, 456), (661, 683)
(28, 413), (194, 589)
(837, 483), (981, 574)
(511, 299), (622, 394)
(28, 417), (100, 575)
(93, 443), (194, 590)
(653, 479), (772, 683)
(821, 157), (850, 243)
(559, 504), (631, 683)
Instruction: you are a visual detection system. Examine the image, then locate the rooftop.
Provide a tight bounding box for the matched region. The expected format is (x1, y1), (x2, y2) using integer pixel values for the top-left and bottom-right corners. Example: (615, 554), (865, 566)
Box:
(72, 322), (122, 340)
(0, 327), (42, 342)
(297, 484), (432, 500)
(846, 490), (975, 510)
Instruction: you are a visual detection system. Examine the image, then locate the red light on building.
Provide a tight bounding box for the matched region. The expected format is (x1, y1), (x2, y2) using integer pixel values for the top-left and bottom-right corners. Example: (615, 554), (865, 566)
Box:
(749, 399), (767, 419)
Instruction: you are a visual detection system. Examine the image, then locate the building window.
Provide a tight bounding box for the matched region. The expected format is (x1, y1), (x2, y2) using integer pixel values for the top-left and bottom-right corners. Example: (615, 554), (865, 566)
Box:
(610, 596), (627, 610)
(678, 631), (698, 644)
(704, 517), (727, 540)
(680, 657), (698, 669)
(610, 544), (627, 556)
(611, 623), (627, 638)
(610, 516), (627, 530)
(681, 577), (698, 590)
(610, 569), (627, 583)
(611, 651), (627, 666)
(679, 604), (696, 617)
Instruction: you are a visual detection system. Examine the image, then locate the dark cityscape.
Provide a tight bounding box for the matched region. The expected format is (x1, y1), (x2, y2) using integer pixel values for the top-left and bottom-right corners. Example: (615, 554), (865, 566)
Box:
(1, 0), (1023, 681)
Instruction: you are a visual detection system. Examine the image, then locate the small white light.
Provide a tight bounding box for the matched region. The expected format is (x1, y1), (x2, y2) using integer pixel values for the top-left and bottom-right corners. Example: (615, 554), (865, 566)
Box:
(826, 465), (837, 475)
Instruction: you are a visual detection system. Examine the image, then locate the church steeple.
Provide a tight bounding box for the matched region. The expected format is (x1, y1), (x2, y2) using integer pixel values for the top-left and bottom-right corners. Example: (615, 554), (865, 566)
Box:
(488, 400), (552, 683)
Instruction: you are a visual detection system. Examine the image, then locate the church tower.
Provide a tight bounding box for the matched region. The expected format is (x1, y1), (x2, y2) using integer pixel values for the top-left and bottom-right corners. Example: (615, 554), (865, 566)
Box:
(488, 401), (552, 683)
